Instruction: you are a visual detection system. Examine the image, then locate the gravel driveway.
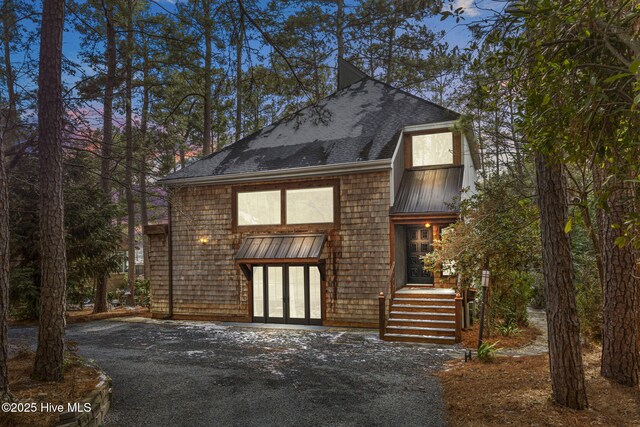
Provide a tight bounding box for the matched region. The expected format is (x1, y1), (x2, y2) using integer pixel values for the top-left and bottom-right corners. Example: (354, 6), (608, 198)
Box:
(10, 319), (457, 427)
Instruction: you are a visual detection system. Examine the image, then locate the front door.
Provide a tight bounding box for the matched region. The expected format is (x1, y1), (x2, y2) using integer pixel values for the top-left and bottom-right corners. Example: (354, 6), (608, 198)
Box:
(252, 265), (322, 325)
(407, 226), (434, 284)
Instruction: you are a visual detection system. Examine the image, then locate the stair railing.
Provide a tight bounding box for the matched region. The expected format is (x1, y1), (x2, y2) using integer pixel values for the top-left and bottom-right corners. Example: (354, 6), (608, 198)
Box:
(379, 261), (396, 341)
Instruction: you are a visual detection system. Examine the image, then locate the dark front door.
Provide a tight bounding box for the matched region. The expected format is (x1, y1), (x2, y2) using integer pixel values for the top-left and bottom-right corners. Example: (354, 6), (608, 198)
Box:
(407, 226), (434, 284)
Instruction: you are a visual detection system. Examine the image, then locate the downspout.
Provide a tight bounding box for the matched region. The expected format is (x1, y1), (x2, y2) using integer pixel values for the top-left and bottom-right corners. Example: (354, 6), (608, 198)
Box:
(166, 201), (174, 319)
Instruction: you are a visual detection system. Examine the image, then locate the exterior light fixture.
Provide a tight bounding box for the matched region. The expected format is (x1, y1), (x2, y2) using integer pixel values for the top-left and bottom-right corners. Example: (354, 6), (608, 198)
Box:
(424, 223), (431, 228)
(198, 237), (209, 245)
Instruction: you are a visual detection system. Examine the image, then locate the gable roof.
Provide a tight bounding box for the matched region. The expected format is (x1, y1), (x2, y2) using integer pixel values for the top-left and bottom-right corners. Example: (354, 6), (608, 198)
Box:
(161, 77), (460, 185)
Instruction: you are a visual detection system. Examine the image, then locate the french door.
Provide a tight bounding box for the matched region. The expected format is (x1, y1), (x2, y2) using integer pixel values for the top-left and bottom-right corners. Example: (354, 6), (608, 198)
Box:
(252, 265), (322, 325)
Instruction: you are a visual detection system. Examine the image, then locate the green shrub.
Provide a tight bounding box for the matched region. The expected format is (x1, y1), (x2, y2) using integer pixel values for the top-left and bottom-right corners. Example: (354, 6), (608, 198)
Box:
(9, 266), (40, 320)
(477, 341), (502, 362)
(135, 278), (151, 307)
(497, 319), (521, 337)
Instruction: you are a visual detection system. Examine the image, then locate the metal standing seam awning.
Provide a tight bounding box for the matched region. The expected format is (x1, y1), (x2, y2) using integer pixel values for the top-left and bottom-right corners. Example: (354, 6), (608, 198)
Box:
(235, 234), (327, 280)
(391, 166), (463, 214)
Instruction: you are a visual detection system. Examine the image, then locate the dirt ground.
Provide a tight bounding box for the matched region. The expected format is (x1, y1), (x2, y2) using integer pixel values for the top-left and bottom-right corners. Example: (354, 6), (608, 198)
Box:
(0, 351), (101, 427)
(460, 322), (542, 350)
(65, 306), (150, 324)
(9, 306), (150, 327)
(439, 350), (640, 426)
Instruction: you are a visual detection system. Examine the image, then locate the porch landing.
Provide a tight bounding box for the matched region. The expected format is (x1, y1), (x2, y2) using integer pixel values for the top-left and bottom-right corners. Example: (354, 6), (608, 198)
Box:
(396, 287), (455, 295)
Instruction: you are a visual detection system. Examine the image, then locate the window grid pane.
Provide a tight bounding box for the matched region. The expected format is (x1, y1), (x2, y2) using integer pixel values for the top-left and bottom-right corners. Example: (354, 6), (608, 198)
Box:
(238, 190), (281, 225)
(268, 267), (283, 318)
(286, 187), (334, 224)
(309, 266), (322, 319)
(412, 132), (453, 167)
(253, 267), (264, 317)
(288, 267), (305, 319)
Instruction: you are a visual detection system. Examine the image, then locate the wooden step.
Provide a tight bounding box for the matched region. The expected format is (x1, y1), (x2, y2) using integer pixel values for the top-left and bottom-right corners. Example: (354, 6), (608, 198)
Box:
(391, 304), (455, 313)
(392, 298), (455, 306)
(387, 318), (455, 328)
(386, 325), (455, 336)
(389, 311), (455, 321)
(384, 333), (456, 344)
(394, 290), (456, 299)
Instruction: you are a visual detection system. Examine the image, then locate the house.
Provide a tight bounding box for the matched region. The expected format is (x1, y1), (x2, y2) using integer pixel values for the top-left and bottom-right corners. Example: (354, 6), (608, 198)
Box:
(145, 60), (478, 343)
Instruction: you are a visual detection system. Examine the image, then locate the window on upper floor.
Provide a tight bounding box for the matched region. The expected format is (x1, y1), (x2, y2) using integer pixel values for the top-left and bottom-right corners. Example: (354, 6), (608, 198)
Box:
(237, 190), (281, 225)
(411, 132), (454, 167)
(286, 187), (334, 225)
(235, 184), (337, 228)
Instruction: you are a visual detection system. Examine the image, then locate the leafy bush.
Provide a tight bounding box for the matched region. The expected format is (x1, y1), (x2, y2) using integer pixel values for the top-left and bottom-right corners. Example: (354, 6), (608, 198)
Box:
(67, 278), (94, 309)
(423, 174), (540, 330)
(9, 266), (40, 320)
(135, 278), (151, 307)
(497, 319), (521, 337)
(477, 341), (501, 363)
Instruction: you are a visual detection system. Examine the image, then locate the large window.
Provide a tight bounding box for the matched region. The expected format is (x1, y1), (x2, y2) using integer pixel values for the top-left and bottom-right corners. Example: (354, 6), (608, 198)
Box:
(286, 187), (334, 224)
(236, 184), (336, 228)
(412, 132), (453, 167)
(237, 190), (281, 225)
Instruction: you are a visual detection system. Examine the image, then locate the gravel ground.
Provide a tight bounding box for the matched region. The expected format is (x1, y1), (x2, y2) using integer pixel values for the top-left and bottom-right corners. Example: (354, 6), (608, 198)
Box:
(9, 319), (460, 427)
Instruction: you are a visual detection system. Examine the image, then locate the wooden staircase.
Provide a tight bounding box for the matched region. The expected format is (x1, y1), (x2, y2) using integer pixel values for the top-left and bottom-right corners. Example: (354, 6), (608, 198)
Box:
(382, 285), (459, 344)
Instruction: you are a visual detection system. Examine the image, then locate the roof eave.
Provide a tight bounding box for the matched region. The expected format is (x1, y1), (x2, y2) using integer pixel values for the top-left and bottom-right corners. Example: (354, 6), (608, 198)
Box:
(159, 158), (392, 187)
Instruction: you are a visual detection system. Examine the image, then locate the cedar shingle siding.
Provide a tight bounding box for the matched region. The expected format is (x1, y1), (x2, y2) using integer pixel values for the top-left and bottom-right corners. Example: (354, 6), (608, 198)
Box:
(149, 170), (390, 327)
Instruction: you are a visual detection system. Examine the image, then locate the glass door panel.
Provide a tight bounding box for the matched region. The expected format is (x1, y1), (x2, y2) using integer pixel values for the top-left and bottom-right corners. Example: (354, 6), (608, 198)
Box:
(288, 266), (306, 320)
(309, 266), (322, 320)
(253, 266), (264, 319)
(267, 266), (284, 318)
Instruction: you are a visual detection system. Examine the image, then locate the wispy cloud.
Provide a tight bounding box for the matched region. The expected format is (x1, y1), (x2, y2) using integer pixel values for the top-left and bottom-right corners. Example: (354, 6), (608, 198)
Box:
(451, 0), (482, 17)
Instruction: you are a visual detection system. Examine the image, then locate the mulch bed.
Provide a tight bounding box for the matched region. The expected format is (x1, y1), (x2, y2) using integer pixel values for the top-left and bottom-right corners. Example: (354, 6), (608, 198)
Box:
(66, 306), (150, 324)
(10, 306), (150, 327)
(438, 350), (640, 426)
(460, 323), (542, 349)
(0, 351), (101, 427)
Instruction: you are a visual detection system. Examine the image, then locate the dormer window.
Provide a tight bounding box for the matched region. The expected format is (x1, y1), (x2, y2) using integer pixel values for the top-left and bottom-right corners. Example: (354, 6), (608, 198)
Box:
(411, 132), (454, 167)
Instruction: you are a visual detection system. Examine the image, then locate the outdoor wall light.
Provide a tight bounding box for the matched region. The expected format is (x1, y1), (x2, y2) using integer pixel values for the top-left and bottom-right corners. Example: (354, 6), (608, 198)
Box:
(424, 222), (431, 228)
(198, 237), (209, 245)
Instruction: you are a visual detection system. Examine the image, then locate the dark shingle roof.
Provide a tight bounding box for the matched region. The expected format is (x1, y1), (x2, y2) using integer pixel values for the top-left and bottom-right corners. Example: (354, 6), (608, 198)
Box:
(391, 167), (463, 214)
(162, 77), (460, 183)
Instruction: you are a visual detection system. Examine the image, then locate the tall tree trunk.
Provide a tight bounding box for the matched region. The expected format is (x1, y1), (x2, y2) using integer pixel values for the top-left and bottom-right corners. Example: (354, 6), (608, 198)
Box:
(2, 0), (18, 150)
(234, 12), (243, 143)
(94, 1), (117, 314)
(1, 0), (15, 397)
(594, 164), (639, 387)
(202, 0), (212, 155)
(33, 0), (66, 382)
(535, 152), (588, 409)
(384, 26), (395, 84)
(125, 0), (136, 306)
(0, 95), (10, 399)
(140, 41), (150, 281)
(336, 0), (344, 61)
